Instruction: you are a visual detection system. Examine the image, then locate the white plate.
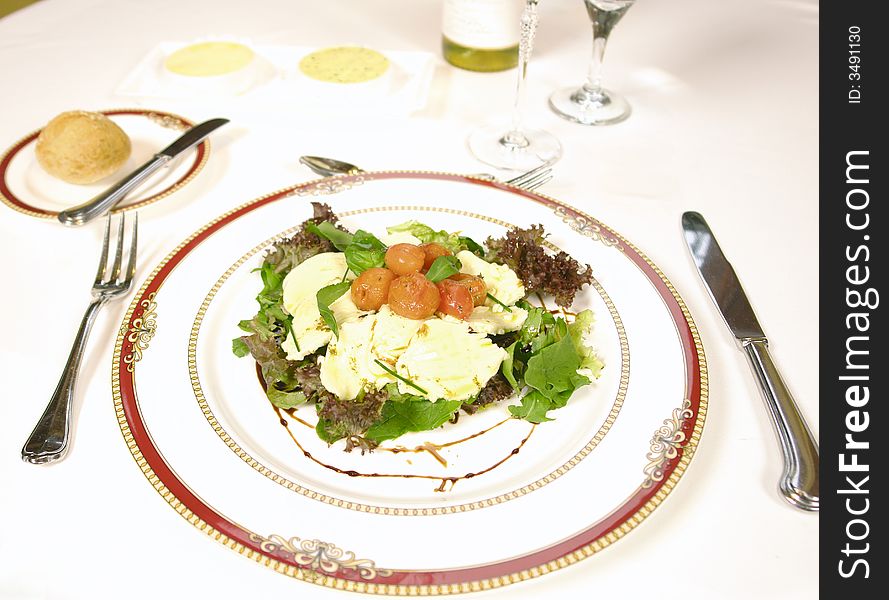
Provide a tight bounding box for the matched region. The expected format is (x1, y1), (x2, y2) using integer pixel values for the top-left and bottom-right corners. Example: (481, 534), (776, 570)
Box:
(0, 109), (209, 219)
(113, 172), (707, 593)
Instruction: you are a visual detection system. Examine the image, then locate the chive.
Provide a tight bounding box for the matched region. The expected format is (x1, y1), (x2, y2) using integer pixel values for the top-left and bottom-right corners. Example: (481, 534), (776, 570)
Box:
(374, 359), (428, 395)
(283, 317), (300, 351)
(486, 292), (513, 312)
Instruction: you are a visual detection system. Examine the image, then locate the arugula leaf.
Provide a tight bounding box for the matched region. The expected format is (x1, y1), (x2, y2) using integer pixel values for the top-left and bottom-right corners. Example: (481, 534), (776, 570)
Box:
(508, 390), (554, 423)
(387, 220), (483, 255)
(364, 398), (462, 443)
(306, 221), (353, 251)
(316, 281), (352, 337)
(316, 416), (347, 443)
(509, 331), (591, 424)
(425, 255), (462, 282)
(501, 341), (520, 389)
(344, 230), (387, 275)
(524, 335), (589, 401)
(232, 337), (251, 357)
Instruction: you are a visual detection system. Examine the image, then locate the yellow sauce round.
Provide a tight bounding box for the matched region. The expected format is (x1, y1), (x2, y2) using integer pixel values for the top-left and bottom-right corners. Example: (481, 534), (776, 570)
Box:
(298, 46), (390, 84)
(164, 41), (255, 77)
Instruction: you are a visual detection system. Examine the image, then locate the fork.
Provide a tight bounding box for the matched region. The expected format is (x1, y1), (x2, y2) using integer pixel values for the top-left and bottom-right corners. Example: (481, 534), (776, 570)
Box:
(22, 213), (138, 464)
(502, 161), (553, 191)
(298, 155), (554, 192)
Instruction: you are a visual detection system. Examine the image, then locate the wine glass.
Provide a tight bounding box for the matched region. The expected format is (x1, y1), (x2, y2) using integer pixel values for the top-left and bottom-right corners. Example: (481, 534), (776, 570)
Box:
(549, 0), (636, 126)
(468, 0), (562, 172)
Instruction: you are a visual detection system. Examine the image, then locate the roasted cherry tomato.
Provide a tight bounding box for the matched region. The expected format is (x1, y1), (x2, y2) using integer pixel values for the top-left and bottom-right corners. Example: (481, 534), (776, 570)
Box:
(350, 267), (396, 311)
(420, 243), (452, 272)
(449, 273), (487, 306)
(388, 272), (441, 319)
(436, 279), (474, 320)
(385, 243), (425, 276)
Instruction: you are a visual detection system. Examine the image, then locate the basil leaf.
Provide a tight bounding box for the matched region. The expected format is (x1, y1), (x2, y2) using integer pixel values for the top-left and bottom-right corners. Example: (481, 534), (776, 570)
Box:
(365, 398), (462, 443)
(459, 235), (485, 257)
(316, 281), (352, 337)
(306, 221), (353, 251)
(344, 230), (387, 275)
(425, 255), (462, 283)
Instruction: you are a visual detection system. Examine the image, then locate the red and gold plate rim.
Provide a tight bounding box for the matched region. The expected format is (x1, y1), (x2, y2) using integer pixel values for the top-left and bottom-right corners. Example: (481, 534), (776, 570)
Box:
(112, 171), (708, 594)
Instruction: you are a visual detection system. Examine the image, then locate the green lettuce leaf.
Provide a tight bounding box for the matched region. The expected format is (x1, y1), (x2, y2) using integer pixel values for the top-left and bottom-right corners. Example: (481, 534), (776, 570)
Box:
(305, 221), (353, 251)
(232, 337), (251, 357)
(267, 388), (306, 409)
(567, 309), (604, 377)
(387, 220), (483, 255)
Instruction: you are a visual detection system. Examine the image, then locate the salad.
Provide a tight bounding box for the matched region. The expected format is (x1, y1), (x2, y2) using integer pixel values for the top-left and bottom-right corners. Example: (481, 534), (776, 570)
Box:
(233, 203), (603, 452)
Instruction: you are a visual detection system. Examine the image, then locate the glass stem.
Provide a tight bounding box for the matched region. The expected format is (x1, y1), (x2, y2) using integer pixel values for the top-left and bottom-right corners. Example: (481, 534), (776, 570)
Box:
(583, 29), (609, 100)
(575, 1), (630, 106)
(501, 0), (538, 150)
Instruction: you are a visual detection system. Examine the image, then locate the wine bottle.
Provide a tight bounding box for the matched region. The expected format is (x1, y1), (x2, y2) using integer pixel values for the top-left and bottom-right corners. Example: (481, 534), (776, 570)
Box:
(442, 0), (521, 72)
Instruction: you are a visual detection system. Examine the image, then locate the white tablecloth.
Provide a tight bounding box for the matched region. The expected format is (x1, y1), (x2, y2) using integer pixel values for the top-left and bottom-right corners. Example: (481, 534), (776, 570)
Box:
(0, 1), (818, 598)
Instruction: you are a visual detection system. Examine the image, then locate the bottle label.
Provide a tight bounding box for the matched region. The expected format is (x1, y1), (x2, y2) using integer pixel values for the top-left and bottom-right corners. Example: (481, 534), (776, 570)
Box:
(442, 0), (522, 49)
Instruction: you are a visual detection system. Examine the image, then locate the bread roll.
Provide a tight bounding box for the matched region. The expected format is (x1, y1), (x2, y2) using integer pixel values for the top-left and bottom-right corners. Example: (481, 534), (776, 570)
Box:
(35, 111), (132, 184)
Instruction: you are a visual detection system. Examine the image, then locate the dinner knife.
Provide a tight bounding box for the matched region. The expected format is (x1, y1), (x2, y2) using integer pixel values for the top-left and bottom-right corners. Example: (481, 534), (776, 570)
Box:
(682, 211), (819, 512)
(57, 118), (229, 226)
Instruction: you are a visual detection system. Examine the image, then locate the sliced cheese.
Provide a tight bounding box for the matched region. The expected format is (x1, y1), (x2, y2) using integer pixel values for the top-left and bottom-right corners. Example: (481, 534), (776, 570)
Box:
(280, 252), (364, 361)
(396, 319), (507, 402)
(466, 305), (528, 335)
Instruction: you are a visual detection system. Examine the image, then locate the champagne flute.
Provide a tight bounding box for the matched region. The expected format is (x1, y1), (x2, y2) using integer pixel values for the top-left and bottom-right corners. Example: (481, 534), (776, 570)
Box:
(468, 0), (562, 171)
(549, 0), (636, 125)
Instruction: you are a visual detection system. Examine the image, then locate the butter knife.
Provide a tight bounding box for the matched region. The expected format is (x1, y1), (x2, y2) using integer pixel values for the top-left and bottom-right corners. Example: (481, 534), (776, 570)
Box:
(682, 211), (819, 511)
(57, 118), (229, 226)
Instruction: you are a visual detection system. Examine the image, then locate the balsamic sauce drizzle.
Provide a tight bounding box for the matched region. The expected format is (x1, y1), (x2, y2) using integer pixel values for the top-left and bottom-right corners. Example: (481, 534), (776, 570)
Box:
(274, 405), (534, 492)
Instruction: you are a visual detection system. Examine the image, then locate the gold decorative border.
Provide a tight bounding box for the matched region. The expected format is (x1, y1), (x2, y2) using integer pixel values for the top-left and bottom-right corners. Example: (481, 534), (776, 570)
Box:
(553, 206), (623, 250)
(121, 292), (157, 372)
(0, 108), (210, 220)
(249, 533), (392, 580)
(641, 398), (694, 488)
(112, 172), (708, 595)
(188, 206), (630, 515)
